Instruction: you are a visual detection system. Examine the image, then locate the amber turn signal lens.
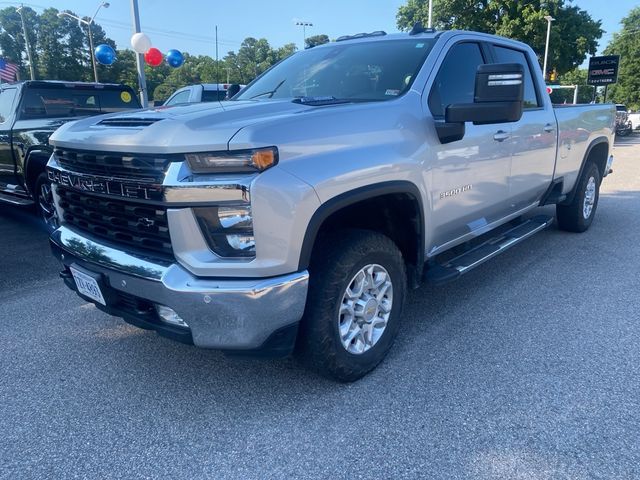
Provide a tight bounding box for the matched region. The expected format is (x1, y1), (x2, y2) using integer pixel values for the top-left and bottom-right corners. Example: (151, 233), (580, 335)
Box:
(252, 149), (276, 170)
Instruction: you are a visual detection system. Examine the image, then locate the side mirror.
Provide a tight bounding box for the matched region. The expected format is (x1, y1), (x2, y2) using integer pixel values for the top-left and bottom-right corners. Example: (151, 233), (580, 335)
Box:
(436, 63), (525, 144)
(227, 84), (241, 99)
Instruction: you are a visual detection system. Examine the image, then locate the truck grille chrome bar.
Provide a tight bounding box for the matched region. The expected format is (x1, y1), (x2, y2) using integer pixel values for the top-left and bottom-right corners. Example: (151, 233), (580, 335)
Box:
(54, 148), (176, 182)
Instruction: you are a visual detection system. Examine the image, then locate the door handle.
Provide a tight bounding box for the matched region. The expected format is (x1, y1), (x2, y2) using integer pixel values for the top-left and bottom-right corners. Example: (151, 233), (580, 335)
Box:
(543, 123), (555, 133)
(493, 131), (510, 142)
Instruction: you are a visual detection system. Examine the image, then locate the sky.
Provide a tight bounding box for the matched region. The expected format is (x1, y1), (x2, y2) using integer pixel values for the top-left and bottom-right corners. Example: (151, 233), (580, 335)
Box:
(6, 0), (637, 57)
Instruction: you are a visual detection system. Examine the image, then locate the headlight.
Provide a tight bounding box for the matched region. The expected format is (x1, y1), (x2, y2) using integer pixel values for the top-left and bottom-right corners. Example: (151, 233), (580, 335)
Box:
(185, 147), (278, 174)
(193, 205), (255, 258)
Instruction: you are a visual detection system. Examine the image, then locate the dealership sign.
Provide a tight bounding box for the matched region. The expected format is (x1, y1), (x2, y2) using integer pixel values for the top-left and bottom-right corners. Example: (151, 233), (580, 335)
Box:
(587, 55), (620, 85)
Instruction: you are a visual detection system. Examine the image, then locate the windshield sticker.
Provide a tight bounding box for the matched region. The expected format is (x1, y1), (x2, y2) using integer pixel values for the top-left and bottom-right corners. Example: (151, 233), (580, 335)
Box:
(120, 91), (132, 103)
(385, 89), (400, 96)
(416, 43), (425, 48)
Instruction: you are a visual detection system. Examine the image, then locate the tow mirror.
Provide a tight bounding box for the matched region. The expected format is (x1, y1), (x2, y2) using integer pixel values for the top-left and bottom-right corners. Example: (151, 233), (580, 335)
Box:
(436, 63), (525, 144)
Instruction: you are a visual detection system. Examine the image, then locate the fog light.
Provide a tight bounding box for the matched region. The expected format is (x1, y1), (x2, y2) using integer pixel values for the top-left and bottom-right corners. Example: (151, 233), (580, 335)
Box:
(156, 305), (189, 328)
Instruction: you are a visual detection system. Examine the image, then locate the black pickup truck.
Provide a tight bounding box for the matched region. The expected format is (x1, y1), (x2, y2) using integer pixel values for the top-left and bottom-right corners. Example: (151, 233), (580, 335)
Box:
(0, 80), (140, 228)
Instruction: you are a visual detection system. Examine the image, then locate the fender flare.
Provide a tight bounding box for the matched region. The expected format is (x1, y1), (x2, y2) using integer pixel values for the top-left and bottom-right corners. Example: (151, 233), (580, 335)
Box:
(23, 146), (53, 195)
(297, 180), (426, 273)
(561, 136), (609, 205)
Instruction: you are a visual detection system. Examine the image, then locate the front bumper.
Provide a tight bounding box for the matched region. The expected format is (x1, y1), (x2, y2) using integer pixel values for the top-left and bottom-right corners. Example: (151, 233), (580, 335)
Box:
(50, 225), (309, 353)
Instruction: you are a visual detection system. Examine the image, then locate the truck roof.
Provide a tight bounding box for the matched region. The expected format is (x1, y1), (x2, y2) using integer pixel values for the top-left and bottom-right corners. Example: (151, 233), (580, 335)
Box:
(0, 80), (131, 91)
(314, 29), (534, 53)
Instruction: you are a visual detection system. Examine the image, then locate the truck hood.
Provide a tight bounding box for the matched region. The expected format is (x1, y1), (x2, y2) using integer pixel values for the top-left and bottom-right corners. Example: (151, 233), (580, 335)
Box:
(48, 100), (312, 154)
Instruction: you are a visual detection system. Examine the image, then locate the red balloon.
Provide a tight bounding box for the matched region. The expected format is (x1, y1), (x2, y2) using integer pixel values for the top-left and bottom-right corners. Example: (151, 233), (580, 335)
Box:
(144, 48), (163, 67)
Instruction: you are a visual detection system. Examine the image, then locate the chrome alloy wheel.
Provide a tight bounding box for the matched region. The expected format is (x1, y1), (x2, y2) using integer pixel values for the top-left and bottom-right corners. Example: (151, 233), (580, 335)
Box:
(338, 264), (393, 355)
(38, 181), (58, 230)
(583, 176), (596, 220)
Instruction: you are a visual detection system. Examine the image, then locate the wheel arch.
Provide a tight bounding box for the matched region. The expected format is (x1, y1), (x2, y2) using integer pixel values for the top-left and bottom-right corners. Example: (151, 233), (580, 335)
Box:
(562, 136), (609, 205)
(297, 181), (425, 288)
(24, 146), (53, 195)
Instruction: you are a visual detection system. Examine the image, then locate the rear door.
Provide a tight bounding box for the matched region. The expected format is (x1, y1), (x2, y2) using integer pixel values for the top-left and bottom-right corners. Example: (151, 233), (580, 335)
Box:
(427, 40), (514, 253)
(491, 44), (557, 211)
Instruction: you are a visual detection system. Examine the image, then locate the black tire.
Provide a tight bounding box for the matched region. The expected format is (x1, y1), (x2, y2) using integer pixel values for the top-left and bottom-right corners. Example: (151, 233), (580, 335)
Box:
(556, 162), (600, 233)
(297, 229), (407, 382)
(34, 172), (58, 233)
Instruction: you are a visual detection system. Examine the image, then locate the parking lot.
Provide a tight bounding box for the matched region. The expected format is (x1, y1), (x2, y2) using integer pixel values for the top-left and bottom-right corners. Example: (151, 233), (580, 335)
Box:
(1, 135), (639, 479)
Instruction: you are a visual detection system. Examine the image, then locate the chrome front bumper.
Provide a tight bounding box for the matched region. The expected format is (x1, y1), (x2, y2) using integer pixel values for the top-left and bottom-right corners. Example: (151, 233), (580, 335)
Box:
(50, 225), (309, 350)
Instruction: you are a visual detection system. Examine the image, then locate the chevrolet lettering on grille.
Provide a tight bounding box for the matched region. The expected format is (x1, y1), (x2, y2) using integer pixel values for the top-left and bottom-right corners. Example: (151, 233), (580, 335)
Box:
(48, 169), (162, 200)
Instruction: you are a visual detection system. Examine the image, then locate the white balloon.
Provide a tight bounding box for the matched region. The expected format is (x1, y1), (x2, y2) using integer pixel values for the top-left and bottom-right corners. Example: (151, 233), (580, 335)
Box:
(131, 32), (152, 54)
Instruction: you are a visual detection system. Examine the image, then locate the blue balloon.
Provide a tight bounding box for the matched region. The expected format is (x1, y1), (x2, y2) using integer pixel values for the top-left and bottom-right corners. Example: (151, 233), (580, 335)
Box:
(94, 44), (116, 65)
(166, 49), (184, 68)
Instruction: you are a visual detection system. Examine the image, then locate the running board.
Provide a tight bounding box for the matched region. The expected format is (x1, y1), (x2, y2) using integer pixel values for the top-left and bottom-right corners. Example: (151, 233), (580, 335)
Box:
(425, 215), (553, 285)
(0, 192), (34, 206)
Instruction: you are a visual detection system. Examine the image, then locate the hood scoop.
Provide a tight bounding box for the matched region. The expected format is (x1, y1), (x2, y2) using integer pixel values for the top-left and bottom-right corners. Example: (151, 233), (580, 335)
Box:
(97, 117), (164, 127)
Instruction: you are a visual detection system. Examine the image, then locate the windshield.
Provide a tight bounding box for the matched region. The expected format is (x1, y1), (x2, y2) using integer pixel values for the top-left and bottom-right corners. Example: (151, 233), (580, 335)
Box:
(235, 39), (436, 103)
(19, 86), (141, 120)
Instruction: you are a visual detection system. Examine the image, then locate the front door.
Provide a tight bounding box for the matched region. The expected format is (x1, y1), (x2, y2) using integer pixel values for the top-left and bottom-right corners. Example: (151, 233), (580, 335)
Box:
(426, 41), (514, 254)
(0, 88), (18, 190)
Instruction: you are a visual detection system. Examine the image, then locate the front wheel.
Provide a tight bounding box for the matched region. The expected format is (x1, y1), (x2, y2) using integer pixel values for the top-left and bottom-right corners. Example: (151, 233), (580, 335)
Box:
(556, 162), (600, 233)
(297, 229), (407, 382)
(35, 172), (58, 232)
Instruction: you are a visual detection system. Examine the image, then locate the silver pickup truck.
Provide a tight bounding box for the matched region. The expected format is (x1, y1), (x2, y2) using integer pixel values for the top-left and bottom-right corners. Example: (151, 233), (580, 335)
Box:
(47, 29), (615, 381)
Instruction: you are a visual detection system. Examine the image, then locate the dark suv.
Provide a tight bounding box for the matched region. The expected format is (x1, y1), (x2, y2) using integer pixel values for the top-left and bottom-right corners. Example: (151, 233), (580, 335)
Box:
(0, 80), (141, 228)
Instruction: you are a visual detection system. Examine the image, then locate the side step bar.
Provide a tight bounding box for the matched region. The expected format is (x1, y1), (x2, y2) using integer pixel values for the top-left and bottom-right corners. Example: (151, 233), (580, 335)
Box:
(425, 215), (554, 285)
(0, 192), (34, 206)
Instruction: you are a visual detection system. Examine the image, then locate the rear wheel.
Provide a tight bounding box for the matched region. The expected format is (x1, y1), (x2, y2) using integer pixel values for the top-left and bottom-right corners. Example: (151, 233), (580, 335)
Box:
(35, 172), (58, 232)
(556, 162), (600, 233)
(297, 229), (407, 382)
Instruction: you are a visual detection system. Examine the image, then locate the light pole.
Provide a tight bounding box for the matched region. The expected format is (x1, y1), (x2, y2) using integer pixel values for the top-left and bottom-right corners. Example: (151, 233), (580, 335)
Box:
(542, 15), (555, 82)
(16, 5), (35, 80)
(428, 0), (433, 28)
(295, 20), (313, 49)
(58, 2), (110, 83)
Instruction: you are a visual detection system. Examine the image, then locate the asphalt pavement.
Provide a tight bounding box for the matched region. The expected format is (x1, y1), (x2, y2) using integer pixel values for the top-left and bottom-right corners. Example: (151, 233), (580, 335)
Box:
(1, 135), (639, 479)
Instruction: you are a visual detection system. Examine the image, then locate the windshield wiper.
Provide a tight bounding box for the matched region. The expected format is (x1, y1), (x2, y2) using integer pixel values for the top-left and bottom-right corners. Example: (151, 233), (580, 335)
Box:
(292, 96), (377, 106)
(249, 79), (286, 99)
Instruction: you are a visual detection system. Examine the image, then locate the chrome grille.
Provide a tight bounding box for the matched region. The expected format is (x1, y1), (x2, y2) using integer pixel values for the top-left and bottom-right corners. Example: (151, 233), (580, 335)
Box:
(54, 148), (176, 181)
(56, 187), (172, 257)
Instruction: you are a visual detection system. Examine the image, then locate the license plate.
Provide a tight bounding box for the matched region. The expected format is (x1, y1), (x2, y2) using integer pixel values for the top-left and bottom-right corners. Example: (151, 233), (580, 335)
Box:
(70, 267), (106, 306)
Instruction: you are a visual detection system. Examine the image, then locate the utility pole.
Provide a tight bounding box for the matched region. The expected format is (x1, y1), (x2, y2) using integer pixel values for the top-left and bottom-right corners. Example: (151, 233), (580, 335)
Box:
(542, 15), (555, 81)
(130, 0), (148, 107)
(16, 5), (35, 80)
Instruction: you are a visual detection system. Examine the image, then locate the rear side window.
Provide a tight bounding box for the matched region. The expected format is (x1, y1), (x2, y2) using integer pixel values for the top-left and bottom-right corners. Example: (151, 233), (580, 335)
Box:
(429, 42), (485, 117)
(18, 86), (140, 120)
(202, 89), (228, 102)
(165, 90), (190, 106)
(493, 46), (540, 109)
(0, 88), (17, 122)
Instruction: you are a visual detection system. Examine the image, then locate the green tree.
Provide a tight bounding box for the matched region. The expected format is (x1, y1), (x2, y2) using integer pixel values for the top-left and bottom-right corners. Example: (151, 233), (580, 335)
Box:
(604, 7), (640, 110)
(276, 43), (297, 61)
(0, 6), (39, 79)
(397, 0), (603, 74)
(550, 68), (595, 104)
(37, 8), (85, 81)
(305, 34), (329, 49)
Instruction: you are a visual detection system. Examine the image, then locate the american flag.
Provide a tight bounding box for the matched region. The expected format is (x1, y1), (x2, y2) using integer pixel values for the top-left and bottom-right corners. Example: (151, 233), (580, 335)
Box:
(0, 58), (18, 82)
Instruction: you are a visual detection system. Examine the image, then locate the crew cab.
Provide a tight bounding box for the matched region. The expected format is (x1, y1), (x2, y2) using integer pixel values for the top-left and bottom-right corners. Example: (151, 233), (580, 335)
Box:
(47, 29), (615, 381)
(0, 81), (140, 228)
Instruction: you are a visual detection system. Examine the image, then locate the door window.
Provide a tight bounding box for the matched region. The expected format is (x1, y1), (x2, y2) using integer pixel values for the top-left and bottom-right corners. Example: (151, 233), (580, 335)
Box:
(165, 90), (190, 106)
(0, 88), (17, 123)
(428, 42), (485, 117)
(493, 45), (540, 109)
